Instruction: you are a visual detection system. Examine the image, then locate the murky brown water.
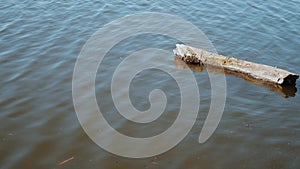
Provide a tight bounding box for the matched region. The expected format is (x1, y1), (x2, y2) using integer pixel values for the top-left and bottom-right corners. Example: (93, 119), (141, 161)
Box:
(1, 0), (300, 168)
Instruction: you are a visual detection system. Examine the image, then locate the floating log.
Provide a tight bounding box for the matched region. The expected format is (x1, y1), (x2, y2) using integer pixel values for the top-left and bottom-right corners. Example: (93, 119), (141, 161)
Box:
(174, 57), (297, 98)
(173, 44), (299, 86)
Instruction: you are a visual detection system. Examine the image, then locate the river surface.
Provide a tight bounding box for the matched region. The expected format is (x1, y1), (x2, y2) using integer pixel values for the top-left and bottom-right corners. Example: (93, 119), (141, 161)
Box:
(1, 0), (300, 169)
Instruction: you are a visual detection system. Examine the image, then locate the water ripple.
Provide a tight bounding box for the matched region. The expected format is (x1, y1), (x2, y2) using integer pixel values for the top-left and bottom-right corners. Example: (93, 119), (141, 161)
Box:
(1, 0), (300, 168)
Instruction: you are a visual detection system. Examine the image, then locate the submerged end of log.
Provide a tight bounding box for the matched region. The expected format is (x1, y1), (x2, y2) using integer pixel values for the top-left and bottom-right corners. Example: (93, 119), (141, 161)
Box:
(282, 74), (299, 86)
(174, 44), (299, 86)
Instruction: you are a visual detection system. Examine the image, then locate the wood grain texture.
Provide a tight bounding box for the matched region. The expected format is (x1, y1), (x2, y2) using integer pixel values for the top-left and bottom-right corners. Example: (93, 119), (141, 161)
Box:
(174, 44), (299, 85)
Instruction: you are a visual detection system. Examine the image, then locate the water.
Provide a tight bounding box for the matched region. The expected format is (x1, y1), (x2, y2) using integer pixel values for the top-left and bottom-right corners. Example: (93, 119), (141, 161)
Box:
(1, 0), (300, 168)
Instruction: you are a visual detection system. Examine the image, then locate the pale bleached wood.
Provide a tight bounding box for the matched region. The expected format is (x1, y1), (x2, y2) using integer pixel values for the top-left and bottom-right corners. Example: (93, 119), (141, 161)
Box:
(173, 44), (299, 85)
(174, 57), (297, 98)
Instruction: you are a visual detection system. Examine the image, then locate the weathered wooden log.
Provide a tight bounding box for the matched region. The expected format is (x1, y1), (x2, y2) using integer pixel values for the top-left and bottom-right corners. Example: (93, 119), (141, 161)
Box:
(173, 44), (299, 85)
(174, 57), (297, 98)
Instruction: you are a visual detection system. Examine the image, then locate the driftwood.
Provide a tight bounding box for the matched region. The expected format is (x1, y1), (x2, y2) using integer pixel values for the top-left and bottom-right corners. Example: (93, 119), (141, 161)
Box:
(174, 57), (297, 98)
(173, 44), (299, 86)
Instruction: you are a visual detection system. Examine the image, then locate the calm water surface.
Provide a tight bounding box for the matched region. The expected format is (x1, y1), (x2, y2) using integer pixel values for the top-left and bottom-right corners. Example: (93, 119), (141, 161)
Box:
(1, 0), (300, 168)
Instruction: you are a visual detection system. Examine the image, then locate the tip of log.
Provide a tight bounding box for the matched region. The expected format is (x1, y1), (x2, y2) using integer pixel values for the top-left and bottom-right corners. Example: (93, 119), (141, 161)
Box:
(282, 74), (299, 86)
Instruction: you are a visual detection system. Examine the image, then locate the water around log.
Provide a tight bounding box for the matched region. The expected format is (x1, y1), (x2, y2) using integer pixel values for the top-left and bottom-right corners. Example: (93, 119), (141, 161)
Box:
(1, 0), (300, 168)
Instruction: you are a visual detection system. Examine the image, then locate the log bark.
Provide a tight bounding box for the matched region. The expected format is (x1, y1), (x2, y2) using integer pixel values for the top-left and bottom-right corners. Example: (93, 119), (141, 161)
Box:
(174, 57), (297, 98)
(173, 44), (299, 85)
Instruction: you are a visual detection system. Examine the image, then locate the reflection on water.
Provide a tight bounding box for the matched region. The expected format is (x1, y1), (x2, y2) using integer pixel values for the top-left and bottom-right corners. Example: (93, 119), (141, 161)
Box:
(174, 57), (298, 98)
(1, 0), (300, 168)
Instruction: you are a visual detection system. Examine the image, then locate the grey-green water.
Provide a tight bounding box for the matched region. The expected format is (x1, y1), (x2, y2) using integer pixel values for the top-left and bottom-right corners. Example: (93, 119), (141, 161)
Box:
(1, 0), (300, 168)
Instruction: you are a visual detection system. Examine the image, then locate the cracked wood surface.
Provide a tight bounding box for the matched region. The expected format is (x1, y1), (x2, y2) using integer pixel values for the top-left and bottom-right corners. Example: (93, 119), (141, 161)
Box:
(174, 44), (299, 85)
